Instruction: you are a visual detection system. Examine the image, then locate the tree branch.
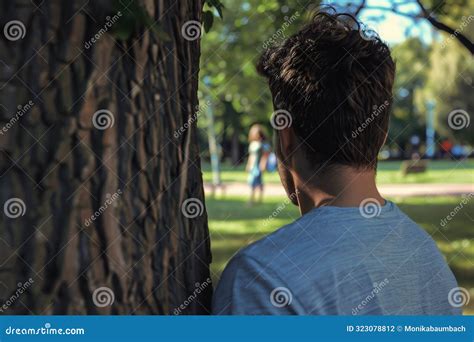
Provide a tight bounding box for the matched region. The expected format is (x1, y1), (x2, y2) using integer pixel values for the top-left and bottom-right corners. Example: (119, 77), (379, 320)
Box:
(356, 0), (474, 54)
(354, 0), (367, 16)
(414, 0), (474, 54)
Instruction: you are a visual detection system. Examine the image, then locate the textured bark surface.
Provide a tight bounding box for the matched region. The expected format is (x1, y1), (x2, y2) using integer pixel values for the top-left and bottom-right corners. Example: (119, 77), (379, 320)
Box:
(0, 0), (212, 314)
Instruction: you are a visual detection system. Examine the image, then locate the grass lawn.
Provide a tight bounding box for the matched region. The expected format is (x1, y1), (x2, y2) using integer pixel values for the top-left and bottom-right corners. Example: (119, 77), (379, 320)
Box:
(202, 159), (474, 185)
(207, 195), (474, 315)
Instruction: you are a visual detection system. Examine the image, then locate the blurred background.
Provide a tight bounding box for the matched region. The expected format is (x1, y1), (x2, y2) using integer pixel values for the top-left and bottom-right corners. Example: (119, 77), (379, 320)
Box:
(197, 0), (474, 314)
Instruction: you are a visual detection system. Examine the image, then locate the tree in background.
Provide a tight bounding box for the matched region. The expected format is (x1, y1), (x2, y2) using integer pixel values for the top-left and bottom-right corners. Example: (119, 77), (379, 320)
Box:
(421, 39), (474, 145)
(199, 0), (318, 163)
(350, 0), (473, 152)
(415, 0), (474, 146)
(200, 0), (472, 164)
(0, 0), (211, 314)
(352, 0), (473, 54)
(293, 1), (473, 157)
(389, 38), (430, 152)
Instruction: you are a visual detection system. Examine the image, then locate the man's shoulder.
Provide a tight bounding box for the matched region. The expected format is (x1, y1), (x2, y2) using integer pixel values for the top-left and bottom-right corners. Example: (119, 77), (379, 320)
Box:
(238, 212), (317, 261)
(234, 202), (437, 272)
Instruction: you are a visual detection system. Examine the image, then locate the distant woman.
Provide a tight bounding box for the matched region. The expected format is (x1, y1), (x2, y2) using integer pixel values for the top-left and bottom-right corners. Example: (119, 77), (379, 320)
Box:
(246, 124), (270, 204)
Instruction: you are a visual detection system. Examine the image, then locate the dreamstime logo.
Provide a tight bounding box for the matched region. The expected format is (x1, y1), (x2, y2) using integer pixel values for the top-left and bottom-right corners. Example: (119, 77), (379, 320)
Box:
(181, 198), (204, 218)
(84, 189), (122, 227)
(4, 322), (85, 335)
(262, 11), (300, 49)
(173, 277), (212, 315)
(0, 278), (34, 313)
(448, 287), (470, 308)
(352, 278), (389, 315)
(0, 100), (35, 135)
(351, 100), (390, 138)
(174, 100), (211, 138)
(3, 198), (26, 218)
(92, 109), (115, 130)
(447, 109), (470, 130)
(92, 287), (115, 307)
(441, 15), (474, 49)
(3, 20), (26, 41)
(270, 109), (292, 130)
(181, 20), (202, 41)
(440, 193), (473, 228)
(359, 23), (379, 41)
(359, 198), (382, 218)
(263, 190), (299, 227)
(270, 287), (292, 308)
(84, 11), (122, 49)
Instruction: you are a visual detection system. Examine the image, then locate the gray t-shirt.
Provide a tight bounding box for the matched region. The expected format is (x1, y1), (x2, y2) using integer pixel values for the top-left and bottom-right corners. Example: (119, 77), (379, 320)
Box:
(213, 201), (461, 315)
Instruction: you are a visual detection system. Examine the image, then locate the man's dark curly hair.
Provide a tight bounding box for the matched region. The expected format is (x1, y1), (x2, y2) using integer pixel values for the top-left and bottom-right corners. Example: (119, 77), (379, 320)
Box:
(257, 10), (396, 171)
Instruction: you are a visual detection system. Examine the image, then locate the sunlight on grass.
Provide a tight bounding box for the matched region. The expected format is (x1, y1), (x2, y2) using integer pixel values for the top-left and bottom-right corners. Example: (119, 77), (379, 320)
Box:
(202, 159), (474, 184)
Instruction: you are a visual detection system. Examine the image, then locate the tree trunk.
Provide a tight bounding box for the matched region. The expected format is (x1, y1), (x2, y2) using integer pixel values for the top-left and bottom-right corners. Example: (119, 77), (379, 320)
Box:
(0, 0), (212, 315)
(231, 130), (240, 165)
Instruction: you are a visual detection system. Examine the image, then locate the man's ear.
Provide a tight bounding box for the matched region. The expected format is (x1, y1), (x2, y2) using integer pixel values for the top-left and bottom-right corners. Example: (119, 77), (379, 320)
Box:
(277, 126), (296, 165)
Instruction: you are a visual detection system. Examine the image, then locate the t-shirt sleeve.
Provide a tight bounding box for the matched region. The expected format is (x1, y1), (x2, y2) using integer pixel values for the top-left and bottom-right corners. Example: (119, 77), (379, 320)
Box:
(212, 254), (304, 315)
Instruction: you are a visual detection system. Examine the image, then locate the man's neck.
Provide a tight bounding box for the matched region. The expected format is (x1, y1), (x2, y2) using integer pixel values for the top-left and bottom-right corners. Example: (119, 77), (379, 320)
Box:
(295, 167), (385, 215)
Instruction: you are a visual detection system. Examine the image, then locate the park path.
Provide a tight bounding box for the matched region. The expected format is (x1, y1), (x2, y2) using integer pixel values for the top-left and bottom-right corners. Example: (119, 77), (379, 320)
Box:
(204, 182), (474, 197)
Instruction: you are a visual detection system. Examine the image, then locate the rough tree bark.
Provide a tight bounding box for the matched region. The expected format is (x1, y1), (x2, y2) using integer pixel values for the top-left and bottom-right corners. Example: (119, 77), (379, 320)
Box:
(0, 0), (212, 314)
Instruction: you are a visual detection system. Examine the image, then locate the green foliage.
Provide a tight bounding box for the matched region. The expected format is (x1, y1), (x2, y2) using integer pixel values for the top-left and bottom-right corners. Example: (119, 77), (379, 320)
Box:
(422, 0), (470, 26)
(419, 23), (473, 144)
(376, 0), (473, 145)
(199, 0), (473, 159)
(199, 0), (318, 150)
(390, 38), (431, 146)
(202, 0), (225, 33)
(390, 0), (473, 146)
(205, 0), (225, 19)
(202, 11), (215, 33)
